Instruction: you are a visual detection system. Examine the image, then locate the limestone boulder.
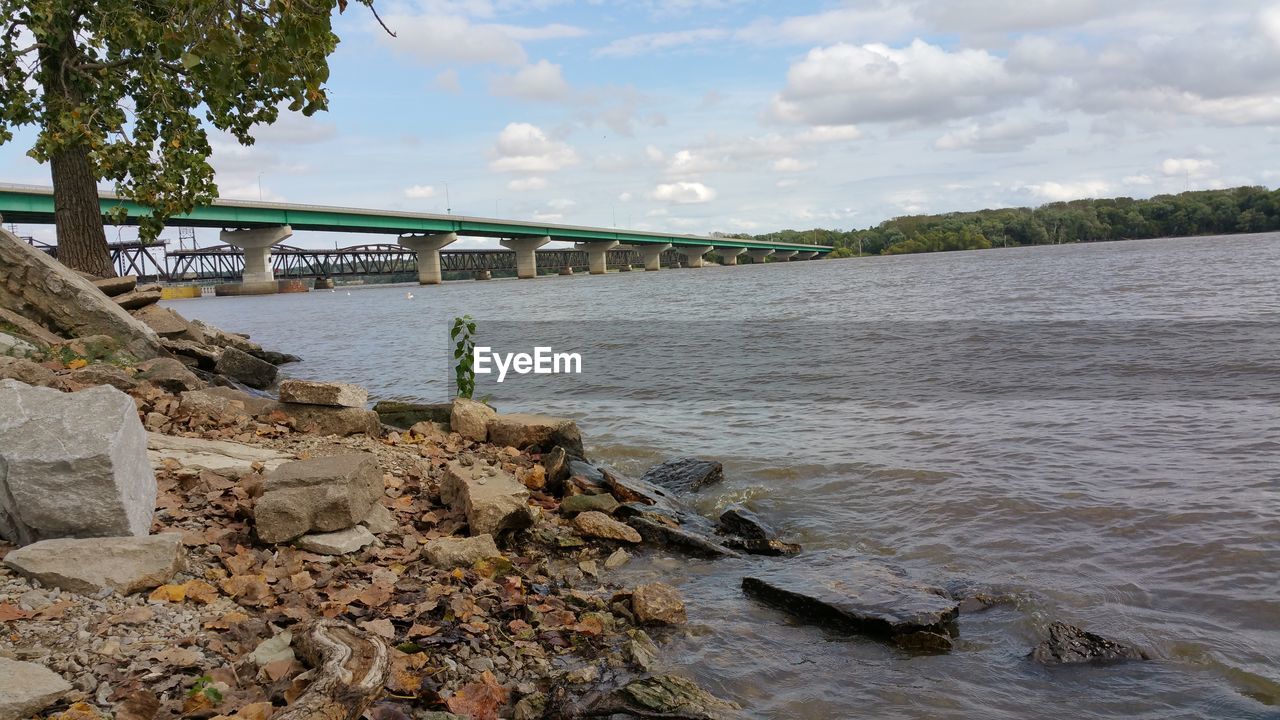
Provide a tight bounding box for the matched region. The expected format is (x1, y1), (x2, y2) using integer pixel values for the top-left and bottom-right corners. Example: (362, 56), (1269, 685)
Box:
(373, 400), (452, 429)
(0, 658), (71, 720)
(574, 511), (641, 543)
(202, 385), (275, 414)
(113, 286), (162, 310)
(440, 460), (535, 536)
(3, 534), (185, 595)
(69, 363), (138, 392)
(191, 319), (261, 354)
(0, 228), (164, 359)
(147, 432), (292, 478)
(265, 401), (381, 436)
(92, 275), (136, 297)
(361, 503), (398, 534)
(423, 534), (502, 569)
(451, 398), (496, 442)
(216, 346), (278, 389)
(162, 338), (221, 370)
(487, 413), (584, 457)
(0, 306), (62, 345)
(295, 526), (376, 555)
(0, 331), (39, 358)
(631, 583), (687, 625)
(255, 454), (384, 543)
(131, 304), (192, 337)
(279, 379), (368, 408)
(137, 356), (204, 393)
(0, 380), (156, 545)
(0, 356), (57, 387)
(177, 388), (248, 419)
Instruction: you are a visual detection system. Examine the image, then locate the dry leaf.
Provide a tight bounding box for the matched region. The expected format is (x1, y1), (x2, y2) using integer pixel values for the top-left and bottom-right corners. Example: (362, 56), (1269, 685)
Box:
(148, 584), (187, 603)
(359, 618), (396, 640)
(445, 671), (508, 720)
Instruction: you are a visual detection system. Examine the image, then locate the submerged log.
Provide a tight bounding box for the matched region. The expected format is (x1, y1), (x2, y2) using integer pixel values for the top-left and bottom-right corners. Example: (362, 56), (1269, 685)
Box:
(275, 619), (390, 720)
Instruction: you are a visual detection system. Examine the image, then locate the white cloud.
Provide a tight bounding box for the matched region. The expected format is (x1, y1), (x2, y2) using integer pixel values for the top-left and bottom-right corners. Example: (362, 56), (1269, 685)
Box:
(507, 176), (549, 191)
(1264, 5), (1280, 47)
(666, 149), (724, 175)
(490, 59), (571, 101)
(1161, 158), (1216, 176)
(934, 117), (1068, 153)
(490, 123), (580, 173)
(795, 125), (862, 144)
(1024, 180), (1113, 201)
(1123, 174), (1153, 186)
(618, 192), (633, 202)
(380, 14), (586, 66)
(404, 184), (437, 198)
(595, 28), (729, 58)
(651, 181), (718, 204)
(773, 157), (816, 172)
(547, 197), (575, 210)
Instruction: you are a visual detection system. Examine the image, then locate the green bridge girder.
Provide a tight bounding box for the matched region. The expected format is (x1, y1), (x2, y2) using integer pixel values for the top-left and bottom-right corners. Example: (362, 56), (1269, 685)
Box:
(0, 184), (830, 254)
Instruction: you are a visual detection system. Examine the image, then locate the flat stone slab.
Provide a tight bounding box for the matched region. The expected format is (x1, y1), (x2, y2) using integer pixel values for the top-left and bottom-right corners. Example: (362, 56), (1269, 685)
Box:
(574, 511), (641, 543)
(147, 432), (293, 477)
(295, 525), (376, 555)
(279, 379), (368, 408)
(742, 555), (959, 651)
(0, 657), (71, 720)
(3, 534), (185, 595)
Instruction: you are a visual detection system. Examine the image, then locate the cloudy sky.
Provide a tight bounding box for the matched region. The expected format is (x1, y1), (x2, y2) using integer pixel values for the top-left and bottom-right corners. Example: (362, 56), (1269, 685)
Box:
(4, 0), (1280, 247)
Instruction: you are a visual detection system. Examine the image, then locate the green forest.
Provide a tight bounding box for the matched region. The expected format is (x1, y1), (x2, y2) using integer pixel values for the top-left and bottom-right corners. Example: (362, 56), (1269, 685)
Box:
(739, 186), (1280, 258)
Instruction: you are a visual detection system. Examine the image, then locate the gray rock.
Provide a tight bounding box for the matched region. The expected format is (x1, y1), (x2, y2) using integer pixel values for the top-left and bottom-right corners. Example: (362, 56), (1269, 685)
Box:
(69, 363), (138, 392)
(0, 657), (71, 720)
(295, 525), (376, 555)
(190, 319), (261, 354)
(263, 401), (381, 437)
(3, 534), (185, 595)
(0, 228), (164, 359)
(741, 554), (959, 652)
(373, 400), (453, 428)
(0, 306), (62, 346)
(279, 379), (367, 408)
(1030, 622), (1149, 665)
(162, 338), (222, 371)
(576, 675), (740, 720)
(602, 467), (738, 558)
(201, 385), (275, 414)
(423, 534), (502, 569)
(130, 304), (192, 337)
(450, 398), (496, 442)
(718, 505), (801, 556)
(147, 432), (292, 477)
(543, 446), (569, 490)
(215, 346), (278, 389)
(177, 388), (249, 419)
(487, 413), (584, 457)
(640, 458), (724, 494)
(255, 454), (383, 543)
(559, 492), (620, 516)
(92, 275), (136, 297)
(112, 287), (162, 311)
(361, 503), (398, 534)
(136, 356), (204, 393)
(0, 331), (38, 358)
(247, 631), (294, 668)
(440, 460), (535, 537)
(0, 356), (57, 387)
(604, 548), (631, 570)
(0, 380), (156, 545)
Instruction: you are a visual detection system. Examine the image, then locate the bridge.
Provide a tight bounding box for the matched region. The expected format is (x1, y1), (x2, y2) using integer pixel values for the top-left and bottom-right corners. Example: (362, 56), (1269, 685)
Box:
(0, 184), (830, 292)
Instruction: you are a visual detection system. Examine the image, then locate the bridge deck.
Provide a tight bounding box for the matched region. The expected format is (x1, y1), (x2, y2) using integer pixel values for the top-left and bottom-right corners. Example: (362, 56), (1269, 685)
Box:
(0, 184), (829, 253)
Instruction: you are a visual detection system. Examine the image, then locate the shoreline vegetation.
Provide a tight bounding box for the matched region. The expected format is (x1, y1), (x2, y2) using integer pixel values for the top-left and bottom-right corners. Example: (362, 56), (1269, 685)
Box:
(734, 185), (1280, 258)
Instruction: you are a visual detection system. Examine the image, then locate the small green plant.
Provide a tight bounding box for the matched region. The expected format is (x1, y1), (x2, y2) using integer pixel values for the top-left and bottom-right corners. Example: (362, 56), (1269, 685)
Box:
(451, 315), (477, 399)
(187, 675), (223, 705)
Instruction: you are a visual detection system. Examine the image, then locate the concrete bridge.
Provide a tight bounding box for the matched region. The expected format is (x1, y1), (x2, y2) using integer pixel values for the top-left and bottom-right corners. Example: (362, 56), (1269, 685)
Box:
(0, 184), (830, 292)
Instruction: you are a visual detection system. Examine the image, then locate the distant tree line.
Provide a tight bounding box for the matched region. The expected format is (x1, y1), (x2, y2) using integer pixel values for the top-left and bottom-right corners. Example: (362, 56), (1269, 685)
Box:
(733, 186), (1280, 258)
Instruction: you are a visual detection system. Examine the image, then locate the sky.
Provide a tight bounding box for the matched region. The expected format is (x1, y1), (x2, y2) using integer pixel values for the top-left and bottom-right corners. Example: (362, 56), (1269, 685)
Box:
(3, 0), (1280, 249)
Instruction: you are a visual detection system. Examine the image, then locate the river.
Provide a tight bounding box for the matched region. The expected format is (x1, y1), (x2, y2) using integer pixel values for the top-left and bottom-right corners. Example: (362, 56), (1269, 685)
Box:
(174, 233), (1280, 719)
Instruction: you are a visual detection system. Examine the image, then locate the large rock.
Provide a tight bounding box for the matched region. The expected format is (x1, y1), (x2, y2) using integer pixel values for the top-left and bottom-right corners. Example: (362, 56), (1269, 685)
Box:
(575, 675), (739, 720)
(177, 388), (249, 419)
(741, 555), (959, 652)
(130, 304), (192, 337)
(0, 657), (71, 720)
(440, 460), (535, 537)
(113, 286), (163, 311)
(265, 401), (381, 436)
(0, 380), (156, 545)
(0, 356), (57, 387)
(560, 492), (620, 516)
(0, 306), (62, 345)
(295, 526), (376, 555)
(255, 454), (384, 543)
(136, 356), (204, 393)
(373, 400), (452, 429)
(92, 275), (136, 297)
(3, 534), (185, 595)
(0, 331), (38, 358)
(69, 363), (138, 392)
(717, 505), (801, 556)
(147, 432), (292, 478)
(423, 534), (502, 569)
(202, 385), (275, 414)
(574, 511), (641, 543)
(451, 398), (496, 442)
(215, 346), (278, 389)
(631, 583), (688, 625)
(487, 413), (584, 456)
(1030, 622), (1148, 665)
(602, 466), (737, 558)
(191, 319), (260, 354)
(279, 379), (367, 408)
(0, 228), (164, 359)
(162, 338), (221, 370)
(640, 458), (723, 494)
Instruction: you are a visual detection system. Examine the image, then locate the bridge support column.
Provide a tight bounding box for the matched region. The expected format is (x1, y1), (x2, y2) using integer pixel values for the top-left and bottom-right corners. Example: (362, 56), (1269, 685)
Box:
(746, 248), (774, 264)
(641, 243), (671, 271)
(717, 247), (745, 266)
(500, 236), (550, 279)
(675, 245), (714, 268)
(574, 240), (619, 274)
(398, 232), (457, 285)
(794, 250), (819, 260)
(772, 250), (798, 262)
(220, 225), (292, 284)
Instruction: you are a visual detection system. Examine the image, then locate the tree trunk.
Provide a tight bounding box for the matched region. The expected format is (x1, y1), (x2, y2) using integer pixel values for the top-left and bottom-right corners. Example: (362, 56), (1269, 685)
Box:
(274, 619), (389, 720)
(50, 142), (114, 277)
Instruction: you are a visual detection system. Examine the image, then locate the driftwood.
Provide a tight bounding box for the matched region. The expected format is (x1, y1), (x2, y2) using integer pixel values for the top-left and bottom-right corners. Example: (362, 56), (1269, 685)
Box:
(275, 619), (390, 720)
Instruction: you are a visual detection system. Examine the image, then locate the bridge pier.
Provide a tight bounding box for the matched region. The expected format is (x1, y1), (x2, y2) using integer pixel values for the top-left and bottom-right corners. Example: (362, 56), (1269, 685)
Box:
(641, 243), (672, 271)
(675, 245), (714, 268)
(772, 250), (798, 262)
(220, 225), (292, 289)
(717, 247), (745, 266)
(746, 248), (774, 264)
(398, 232), (457, 285)
(500, 236), (550, 279)
(574, 240), (619, 274)
(795, 250), (819, 260)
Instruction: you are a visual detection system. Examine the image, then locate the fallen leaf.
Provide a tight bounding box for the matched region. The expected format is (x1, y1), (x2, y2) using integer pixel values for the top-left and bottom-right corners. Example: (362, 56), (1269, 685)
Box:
(184, 580), (219, 604)
(359, 618), (396, 639)
(54, 702), (103, 720)
(233, 702), (274, 720)
(446, 671), (508, 720)
(0, 602), (32, 622)
(113, 691), (161, 720)
(148, 584), (187, 603)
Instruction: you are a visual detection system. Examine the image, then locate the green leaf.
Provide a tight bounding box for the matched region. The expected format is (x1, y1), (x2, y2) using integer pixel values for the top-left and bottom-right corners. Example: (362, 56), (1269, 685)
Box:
(180, 52), (202, 69)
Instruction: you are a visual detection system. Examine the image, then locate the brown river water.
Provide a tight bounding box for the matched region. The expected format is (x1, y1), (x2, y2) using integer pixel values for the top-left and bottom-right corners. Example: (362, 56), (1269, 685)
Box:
(176, 234), (1280, 719)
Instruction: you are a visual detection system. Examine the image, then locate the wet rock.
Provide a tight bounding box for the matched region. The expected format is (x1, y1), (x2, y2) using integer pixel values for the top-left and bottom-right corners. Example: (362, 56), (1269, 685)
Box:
(295, 525), (376, 555)
(265, 402), (381, 437)
(147, 432), (292, 477)
(423, 534), (502, 569)
(625, 629), (659, 671)
(255, 454), (384, 543)
(92, 275), (136, 297)
(942, 579), (1023, 614)
(361, 504), (398, 535)
(486, 413), (584, 457)
(577, 675), (740, 720)
(0, 380), (156, 545)
(130, 304), (192, 338)
(250, 348), (301, 365)
(136, 357), (204, 393)
(1030, 622), (1148, 665)
(640, 458), (724, 494)
(604, 548), (631, 570)
(3, 534), (185, 595)
(0, 657), (72, 720)
(559, 493), (620, 516)
(372, 400), (452, 429)
(543, 446), (569, 491)
(279, 379), (368, 408)
(568, 459), (605, 485)
(626, 514), (738, 559)
(0, 356), (57, 386)
(632, 583), (687, 625)
(574, 511), (642, 543)
(215, 346), (278, 389)
(161, 338), (221, 371)
(112, 287), (162, 311)
(741, 555), (959, 652)
(450, 398), (496, 442)
(440, 460), (535, 537)
(512, 692), (546, 720)
(69, 363), (137, 392)
(717, 505), (801, 557)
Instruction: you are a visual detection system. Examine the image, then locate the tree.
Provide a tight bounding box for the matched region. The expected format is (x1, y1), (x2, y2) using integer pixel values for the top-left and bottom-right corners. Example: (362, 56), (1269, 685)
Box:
(0, 0), (382, 276)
